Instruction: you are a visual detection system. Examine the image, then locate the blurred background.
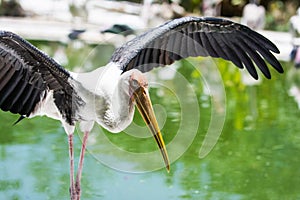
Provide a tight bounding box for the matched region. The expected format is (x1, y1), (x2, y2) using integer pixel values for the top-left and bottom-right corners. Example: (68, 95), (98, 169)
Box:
(0, 0), (300, 199)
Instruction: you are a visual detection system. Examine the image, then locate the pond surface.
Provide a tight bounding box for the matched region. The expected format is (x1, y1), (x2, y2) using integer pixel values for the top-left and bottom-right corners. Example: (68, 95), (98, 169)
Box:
(0, 41), (300, 200)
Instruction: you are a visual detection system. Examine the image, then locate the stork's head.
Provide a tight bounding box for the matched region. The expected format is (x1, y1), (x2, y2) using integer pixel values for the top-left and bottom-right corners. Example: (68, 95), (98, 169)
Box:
(128, 70), (148, 101)
(125, 69), (170, 171)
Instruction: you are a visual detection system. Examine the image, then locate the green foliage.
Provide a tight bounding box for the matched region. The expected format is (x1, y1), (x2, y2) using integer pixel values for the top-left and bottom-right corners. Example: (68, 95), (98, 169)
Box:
(179, 0), (202, 12)
(0, 40), (299, 199)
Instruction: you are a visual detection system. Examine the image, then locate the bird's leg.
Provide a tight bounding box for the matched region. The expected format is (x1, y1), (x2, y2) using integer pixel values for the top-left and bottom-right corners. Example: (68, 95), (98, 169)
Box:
(74, 131), (90, 199)
(68, 133), (77, 200)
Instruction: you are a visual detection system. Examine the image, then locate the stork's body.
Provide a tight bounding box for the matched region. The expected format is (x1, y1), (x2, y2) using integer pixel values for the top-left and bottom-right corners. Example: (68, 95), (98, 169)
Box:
(32, 64), (131, 133)
(0, 17), (284, 200)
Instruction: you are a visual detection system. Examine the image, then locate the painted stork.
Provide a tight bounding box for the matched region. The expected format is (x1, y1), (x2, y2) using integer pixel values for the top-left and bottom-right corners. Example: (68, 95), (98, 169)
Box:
(0, 17), (283, 199)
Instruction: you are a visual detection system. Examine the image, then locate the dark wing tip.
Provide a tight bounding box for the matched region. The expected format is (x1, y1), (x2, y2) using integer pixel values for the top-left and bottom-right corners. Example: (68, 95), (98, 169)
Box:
(273, 46), (280, 54)
(13, 115), (25, 125)
(265, 73), (272, 79)
(278, 67), (284, 73)
(234, 23), (283, 78)
(242, 26), (281, 54)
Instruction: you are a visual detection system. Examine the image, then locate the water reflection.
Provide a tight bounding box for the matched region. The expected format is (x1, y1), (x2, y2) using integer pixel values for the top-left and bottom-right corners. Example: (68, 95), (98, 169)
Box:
(0, 41), (300, 200)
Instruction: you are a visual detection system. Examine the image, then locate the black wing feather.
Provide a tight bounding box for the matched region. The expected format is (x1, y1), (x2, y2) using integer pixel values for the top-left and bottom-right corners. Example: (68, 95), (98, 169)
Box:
(0, 31), (84, 125)
(205, 32), (226, 59)
(232, 42), (258, 79)
(110, 17), (283, 79)
(215, 34), (244, 69)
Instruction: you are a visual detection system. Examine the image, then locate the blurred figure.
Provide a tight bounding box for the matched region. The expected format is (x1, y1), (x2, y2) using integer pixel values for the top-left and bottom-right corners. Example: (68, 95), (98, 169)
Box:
(241, 0), (265, 30)
(141, 0), (185, 27)
(290, 46), (300, 68)
(287, 60), (300, 109)
(202, 0), (222, 17)
(288, 8), (300, 109)
(290, 8), (300, 68)
(69, 0), (88, 28)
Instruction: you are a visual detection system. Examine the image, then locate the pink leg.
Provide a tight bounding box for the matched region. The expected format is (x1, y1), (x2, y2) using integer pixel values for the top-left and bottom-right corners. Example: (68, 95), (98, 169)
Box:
(74, 131), (90, 199)
(68, 134), (77, 200)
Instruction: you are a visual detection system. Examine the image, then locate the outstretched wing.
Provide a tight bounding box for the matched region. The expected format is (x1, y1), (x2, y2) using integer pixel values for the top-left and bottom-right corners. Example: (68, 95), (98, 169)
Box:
(110, 17), (283, 79)
(0, 31), (83, 125)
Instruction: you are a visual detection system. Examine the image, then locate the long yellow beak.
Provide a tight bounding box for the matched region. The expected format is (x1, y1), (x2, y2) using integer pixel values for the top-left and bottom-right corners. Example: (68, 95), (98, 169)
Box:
(133, 86), (170, 172)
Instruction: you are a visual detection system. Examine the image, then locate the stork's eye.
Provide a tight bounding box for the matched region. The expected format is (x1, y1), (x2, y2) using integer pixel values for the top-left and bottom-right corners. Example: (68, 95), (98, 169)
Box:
(131, 79), (140, 89)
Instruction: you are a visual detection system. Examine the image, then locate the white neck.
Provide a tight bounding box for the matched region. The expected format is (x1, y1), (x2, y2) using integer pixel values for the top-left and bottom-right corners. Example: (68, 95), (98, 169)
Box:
(71, 63), (135, 133)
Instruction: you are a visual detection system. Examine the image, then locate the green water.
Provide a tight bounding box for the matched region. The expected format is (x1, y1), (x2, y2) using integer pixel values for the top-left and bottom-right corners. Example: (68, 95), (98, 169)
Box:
(0, 41), (300, 200)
